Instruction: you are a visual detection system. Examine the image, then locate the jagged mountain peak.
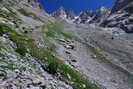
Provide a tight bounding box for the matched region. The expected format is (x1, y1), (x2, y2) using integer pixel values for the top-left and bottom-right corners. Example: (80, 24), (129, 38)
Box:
(74, 6), (111, 24)
(111, 0), (133, 13)
(52, 6), (111, 24)
(96, 6), (110, 12)
(101, 0), (133, 33)
(52, 7), (76, 20)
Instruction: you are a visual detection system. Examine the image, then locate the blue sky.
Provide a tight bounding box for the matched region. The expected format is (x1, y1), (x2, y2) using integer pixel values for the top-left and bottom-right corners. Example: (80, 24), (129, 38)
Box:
(38, 0), (116, 14)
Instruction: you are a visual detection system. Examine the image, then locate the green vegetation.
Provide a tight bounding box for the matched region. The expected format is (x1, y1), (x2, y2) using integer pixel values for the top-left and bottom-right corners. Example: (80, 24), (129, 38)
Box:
(61, 32), (80, 41)
(17, 8), (42, 21)
(15, 45), (27, 56)
(46, 59), (59, 74)
(0, 64), (17, 70)
(45, 58), (99, 89)
(0, 24), (100, 89)
(0, 24), (30, 56)
(0, 53), (5, 59)
(46, 23), (80, 41)
(17, 8), (31, 17)
(0, 7), (19, 21)
(0, 24), (13, 36)
(46, 23), (62, 37)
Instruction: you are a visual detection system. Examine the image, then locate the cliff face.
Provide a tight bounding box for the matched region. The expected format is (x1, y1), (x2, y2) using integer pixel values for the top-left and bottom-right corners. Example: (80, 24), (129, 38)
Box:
(111, 0), (133, 13)
(101, 0), (133, 33)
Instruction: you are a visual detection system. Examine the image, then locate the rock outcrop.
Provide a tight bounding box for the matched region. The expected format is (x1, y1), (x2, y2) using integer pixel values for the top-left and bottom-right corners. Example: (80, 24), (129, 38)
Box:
(101, 0), (133, 33)
(52, 7), (76, 20)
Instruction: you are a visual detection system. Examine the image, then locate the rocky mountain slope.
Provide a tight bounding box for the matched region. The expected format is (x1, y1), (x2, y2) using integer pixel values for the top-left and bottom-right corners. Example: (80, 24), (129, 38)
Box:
(75, 7), (111, 24)
(101, 0), (133, 33)
(0, 0), (101, 89)
(0, 0), (133, 89)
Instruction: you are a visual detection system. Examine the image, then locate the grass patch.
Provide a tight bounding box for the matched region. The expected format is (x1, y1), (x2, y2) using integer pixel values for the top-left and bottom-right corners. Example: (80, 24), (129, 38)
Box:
(0, 24), (30, 56)
(46, 59), (59, 74)
(45, 31), (56, 37)
(17, 8), (42, 21)
(15, 45), (27, 56)
(0, 24), (14, 36)
(0, 7), (19, 21)
(46, 23), (80, 41)
(0, 64), (17, 70)
(46, 23), (62, 37)
(17, 8), (31, 16)
(61, 32), (81, 41)
(45, 58), (99, 89)
(0, 53), (5, 59)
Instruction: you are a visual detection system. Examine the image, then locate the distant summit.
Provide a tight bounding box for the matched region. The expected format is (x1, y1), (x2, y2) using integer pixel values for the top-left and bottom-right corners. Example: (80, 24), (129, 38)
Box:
(52, 1), (133, 33)
(52, 6), (111, 25)
(52, 7), (76, 20)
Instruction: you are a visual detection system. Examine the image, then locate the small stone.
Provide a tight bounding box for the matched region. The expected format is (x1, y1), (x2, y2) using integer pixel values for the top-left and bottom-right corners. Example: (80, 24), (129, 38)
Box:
(40, 85), (46, 89)
(82, 84), (86, 88)
(0, 70), (7, 80)
(58, 39), (66, 43)
(1, 20), (6, 24)
(8, 22), (15, 26)
(15, 69), (19, 74)
(65, 39), (71, 44)
(65, 51), (71, 54)
(1, 7), (10, 13)
(91, 55), (97, 59)
(71, 59), (77, 62)
(3, 34), (8, 38)
(67, 74), (71, 80)
(27, 84), (31, 88)
(69, 44), (75, 50)
(32, 80), (42, 86)
(64, 44), (75, 50)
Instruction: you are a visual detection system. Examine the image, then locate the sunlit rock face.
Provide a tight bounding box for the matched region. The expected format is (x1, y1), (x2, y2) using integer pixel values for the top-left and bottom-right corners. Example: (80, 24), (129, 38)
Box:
(101, 0), (133, 33)
(52, 6), (111, 25)
(111, 0), (133, 13)
(52, 7), (76, 21)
